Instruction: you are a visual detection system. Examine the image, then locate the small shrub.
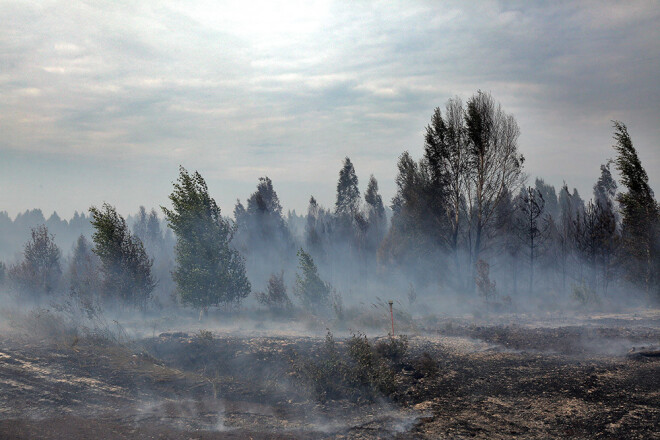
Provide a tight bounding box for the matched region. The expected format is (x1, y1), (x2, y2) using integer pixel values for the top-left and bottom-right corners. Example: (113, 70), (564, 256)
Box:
(375, 335), (408, 365)
(291, 331), (345, 402)
(413, 352), (439, 379)
(572, 282), (599, 306)
(195, 329), (214, 343)
(346, 332), (396, 399)
(476, 259), (497, 301)
(294, 331), (402, 403)
(407, 283), (417, 305)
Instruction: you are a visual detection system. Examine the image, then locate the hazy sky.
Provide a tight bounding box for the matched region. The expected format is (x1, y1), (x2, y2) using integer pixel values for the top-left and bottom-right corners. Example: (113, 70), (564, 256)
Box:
(1, 0), (658, 219)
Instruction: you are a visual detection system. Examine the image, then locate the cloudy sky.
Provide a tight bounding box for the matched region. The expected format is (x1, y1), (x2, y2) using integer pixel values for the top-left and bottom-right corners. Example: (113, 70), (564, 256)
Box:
(1, 0), (658, 219)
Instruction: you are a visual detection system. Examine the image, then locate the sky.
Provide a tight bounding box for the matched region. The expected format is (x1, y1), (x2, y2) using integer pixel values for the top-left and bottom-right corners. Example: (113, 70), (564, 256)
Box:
(1, 0), (658, 220)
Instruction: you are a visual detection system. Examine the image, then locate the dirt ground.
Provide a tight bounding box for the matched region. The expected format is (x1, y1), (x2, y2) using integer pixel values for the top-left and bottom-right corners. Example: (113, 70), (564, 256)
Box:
(0, 311), (659, 439)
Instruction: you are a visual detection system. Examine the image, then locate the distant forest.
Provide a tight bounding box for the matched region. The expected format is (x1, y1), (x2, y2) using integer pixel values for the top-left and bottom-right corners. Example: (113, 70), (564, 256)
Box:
(1, 92), (658, 313)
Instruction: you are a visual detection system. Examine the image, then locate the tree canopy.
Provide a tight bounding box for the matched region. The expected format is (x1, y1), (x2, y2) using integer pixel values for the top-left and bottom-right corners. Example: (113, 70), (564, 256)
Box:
(163, 167), (251, 310)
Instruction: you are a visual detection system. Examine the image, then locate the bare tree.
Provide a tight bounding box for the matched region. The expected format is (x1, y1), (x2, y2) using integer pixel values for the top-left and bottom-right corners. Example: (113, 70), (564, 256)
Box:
(465, 91), (525, 283)
(515, 187), (550, 294)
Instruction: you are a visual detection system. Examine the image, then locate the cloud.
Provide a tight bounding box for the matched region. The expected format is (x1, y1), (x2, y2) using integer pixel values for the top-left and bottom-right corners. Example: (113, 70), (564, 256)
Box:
(0, 0), (658, 218)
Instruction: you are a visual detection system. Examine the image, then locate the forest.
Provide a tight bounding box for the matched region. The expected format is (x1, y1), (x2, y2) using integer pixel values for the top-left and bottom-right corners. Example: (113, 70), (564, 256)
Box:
(1, 91), (658, 317)
(2, 91), (659, 439)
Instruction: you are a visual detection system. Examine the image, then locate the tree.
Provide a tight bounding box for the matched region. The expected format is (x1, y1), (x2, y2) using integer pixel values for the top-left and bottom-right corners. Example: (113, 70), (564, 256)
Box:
(465, 91), (524, 277)
(133, 206), (149, 243)
(493, 186), (522, 294)
(574, 199), (618, 296)
(9, 225), (62, 296)
(255, 271), (292, 313)
(162, 167), (251, 312)
(364, 175), (386, 252)
(594, 162), (617, 210)
(535, 178), (559, 220)
(90, 203), (155, 309)
(592, 163), (619, 295)
(514, 186), (549, 294)
(423, 98), (469, 273)
(335, 157), (360, 218)
(234, 176), (293, 261)
(133, 206), (164, 256)
(611, 121), (659, 300)
(380, 152), (437, 268)
(68, 235), (101, 317)
(294, 248), (331, 313)
(0, 261), (6, 286)
(556, 184), (581, 293)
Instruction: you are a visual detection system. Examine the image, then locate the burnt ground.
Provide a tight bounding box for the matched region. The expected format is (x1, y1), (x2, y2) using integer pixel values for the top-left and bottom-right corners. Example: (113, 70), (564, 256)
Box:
(0, 313), (659, 439)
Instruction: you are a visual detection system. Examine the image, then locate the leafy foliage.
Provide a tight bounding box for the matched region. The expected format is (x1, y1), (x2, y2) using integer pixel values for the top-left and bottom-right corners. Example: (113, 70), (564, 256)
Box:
(90, 203), (155, 309)
(255, 271), (292, 312)
(335, 157), (360, 217)
(162, 167), (251, 310)
(612, 121), (659, 300)
(293, 248), (331, 313)
(293, 331), (405, 403)
(9, 225), (62, 295)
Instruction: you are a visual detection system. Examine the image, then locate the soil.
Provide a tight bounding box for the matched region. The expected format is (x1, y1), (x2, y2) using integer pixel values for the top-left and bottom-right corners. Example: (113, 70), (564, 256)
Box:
(1, 312), (659, 439)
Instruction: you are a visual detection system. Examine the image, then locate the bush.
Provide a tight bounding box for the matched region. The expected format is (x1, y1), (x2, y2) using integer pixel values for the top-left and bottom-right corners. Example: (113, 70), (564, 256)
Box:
(476, 259), (497, 301)
(346, 332), (396, 399)
(374, 335), (408, 365)
(300, 331), (346, 401)
(294, 331), (402, 403)
(195, 329), (214, 343)
(572, 281), (600, 306)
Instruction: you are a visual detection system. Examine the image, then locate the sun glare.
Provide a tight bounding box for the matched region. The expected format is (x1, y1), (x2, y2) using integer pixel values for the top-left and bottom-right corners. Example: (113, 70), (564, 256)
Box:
(178, 0), (330, 42)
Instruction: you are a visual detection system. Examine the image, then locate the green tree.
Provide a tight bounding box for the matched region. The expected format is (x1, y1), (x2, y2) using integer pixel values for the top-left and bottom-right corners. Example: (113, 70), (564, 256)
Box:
(592, 163), (619, 295)
(612, 121), (659, 300)
(335, 157), (360, 217)
(363, 175), (387, 258)
(294, 248), (331, 312)
(423, 98), (468, 269)
(255, 271), (292, 312)
(162, 167), (251, 312)
(9, 225), (62, 295)
(380, 151), (440, 272)
(89, 203), (155, 309)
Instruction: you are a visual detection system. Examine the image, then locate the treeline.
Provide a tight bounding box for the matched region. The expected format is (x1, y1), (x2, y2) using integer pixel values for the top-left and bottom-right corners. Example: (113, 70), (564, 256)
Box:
(1, 91), (658, 314)
(0, 210), (93, 261)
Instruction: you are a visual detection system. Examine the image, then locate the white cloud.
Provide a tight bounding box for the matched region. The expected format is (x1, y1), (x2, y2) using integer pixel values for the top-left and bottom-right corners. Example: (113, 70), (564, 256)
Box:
(0, 0), (657, 218)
